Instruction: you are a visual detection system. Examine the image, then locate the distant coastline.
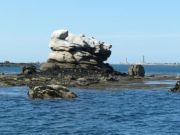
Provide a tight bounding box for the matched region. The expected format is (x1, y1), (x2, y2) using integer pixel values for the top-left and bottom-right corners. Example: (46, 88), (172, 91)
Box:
(0, 62), (40, 67)
(114, 63), (180, 66)
(1, 62), (180, 67)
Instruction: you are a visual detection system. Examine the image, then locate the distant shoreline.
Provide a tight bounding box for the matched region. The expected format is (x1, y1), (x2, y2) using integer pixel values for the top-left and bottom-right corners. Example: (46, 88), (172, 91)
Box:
(112, 63), (180, 66)
(0, 62), (40, 67)
(0, 62), (180, 67)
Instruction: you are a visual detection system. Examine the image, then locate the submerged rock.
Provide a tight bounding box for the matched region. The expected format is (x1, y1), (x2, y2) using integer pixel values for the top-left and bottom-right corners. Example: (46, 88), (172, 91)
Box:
(28, 84), (77, 99)
(128, 64), (145, 77)
(171, 81), (180, 92)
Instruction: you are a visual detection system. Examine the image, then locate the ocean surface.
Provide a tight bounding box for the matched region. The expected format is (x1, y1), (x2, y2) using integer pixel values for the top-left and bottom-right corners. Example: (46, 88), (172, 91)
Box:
(0, 65), (180, 135)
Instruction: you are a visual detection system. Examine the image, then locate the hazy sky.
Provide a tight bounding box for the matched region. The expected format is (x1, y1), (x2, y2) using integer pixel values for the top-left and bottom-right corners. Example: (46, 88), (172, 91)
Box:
(0, 0), (180, 63)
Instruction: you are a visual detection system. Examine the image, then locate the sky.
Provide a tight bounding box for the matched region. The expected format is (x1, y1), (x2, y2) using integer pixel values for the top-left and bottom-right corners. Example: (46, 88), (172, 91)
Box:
(0, 0), (180, 63)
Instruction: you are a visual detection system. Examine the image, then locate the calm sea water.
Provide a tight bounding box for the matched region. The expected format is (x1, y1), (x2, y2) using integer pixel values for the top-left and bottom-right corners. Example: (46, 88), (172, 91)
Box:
(0, 65), (180, 135)
(0, 66), (21, 74)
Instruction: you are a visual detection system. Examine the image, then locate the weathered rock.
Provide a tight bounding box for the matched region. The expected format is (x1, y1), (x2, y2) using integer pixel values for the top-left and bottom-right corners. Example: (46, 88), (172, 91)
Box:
(22, 66), (36, 75)
(49, 39), (81, 51)
(51, 29), (68, 40)
(40, 62), (60, 71)
(66, 33), (88, 46)
(28, 84), (77, 99)
(94, 44), (112, 61)
(128, 64), (145, 77)
(171, 81), (180, 92)
(41, 29), (116, 74)
(73, 51), (95, 63)
(49, 51), (76, 63)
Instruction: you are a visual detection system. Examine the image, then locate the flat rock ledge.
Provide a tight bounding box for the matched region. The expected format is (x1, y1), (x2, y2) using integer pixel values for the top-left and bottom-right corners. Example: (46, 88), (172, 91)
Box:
(28, 84), (77, 99)
(0, 73), (178, 90)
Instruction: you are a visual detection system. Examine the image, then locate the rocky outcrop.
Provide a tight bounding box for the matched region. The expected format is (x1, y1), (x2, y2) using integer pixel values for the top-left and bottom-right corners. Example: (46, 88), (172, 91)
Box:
(22, 66), (37, 75)
(128, 64), (145, 77)
(41, 29), (114, 73)
(28, 84), (77, 99)
(171, 81), (180, 92)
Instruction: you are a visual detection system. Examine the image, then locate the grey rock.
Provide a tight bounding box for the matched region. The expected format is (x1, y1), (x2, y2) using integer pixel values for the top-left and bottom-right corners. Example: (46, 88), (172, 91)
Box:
(48, 51), (76, 63)
(40, 63), (59, 71)
(28, 84), (77, 99)
(73, 51), (93, 62)
(76, 77), (99, 86)
(51, 29), (68, 40)
(49, 39), (81, 51)
(41, 29), (115, 74)
(66, 33), (88, 46)
(22, 66), (36, 75)
(128, 64), (145, 77)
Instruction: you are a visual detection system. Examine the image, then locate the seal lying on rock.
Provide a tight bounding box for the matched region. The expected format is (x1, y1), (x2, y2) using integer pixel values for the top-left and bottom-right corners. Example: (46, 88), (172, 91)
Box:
(28, 84), (77, 99)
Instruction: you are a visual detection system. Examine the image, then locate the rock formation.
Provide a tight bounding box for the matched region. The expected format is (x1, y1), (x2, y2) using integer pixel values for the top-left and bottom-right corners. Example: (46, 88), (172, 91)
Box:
(41, 29), (114, 73)
(22, 66), (37, 75)
(128, 64), (145, 77)
(28, 84), (77, 99)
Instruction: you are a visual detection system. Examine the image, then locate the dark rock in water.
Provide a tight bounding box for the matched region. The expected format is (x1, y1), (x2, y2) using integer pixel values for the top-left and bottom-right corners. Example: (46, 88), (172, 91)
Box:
(22, 66), (37, 75)
(171, 81), (180, 92)
(128, 64), (145, 77)
(28, 84), (77, 99)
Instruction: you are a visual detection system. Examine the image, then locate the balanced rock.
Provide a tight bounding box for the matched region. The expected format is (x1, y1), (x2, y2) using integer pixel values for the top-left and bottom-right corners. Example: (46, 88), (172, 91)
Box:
(128, 64), (145, 77)
(28, 84), (77, 99)
(41, 29), (114, 73)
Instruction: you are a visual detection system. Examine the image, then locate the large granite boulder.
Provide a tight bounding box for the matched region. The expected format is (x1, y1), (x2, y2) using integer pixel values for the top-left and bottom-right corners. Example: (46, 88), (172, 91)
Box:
(128, 64), (145, 77)
(41, 29), (114, 73)
(28, 84), (77, 99)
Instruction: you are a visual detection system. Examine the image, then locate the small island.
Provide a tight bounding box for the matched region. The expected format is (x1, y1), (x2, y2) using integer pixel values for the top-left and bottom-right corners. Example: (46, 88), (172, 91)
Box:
(0, 29), (178, 99)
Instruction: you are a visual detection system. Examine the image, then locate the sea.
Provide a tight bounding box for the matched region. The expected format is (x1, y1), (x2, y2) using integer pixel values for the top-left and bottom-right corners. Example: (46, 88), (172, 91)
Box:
(0, 65), (180, 135)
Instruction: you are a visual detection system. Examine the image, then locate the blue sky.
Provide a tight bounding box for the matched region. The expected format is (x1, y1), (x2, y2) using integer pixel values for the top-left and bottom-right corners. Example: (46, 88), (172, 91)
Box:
(0, 0), (179, 63)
